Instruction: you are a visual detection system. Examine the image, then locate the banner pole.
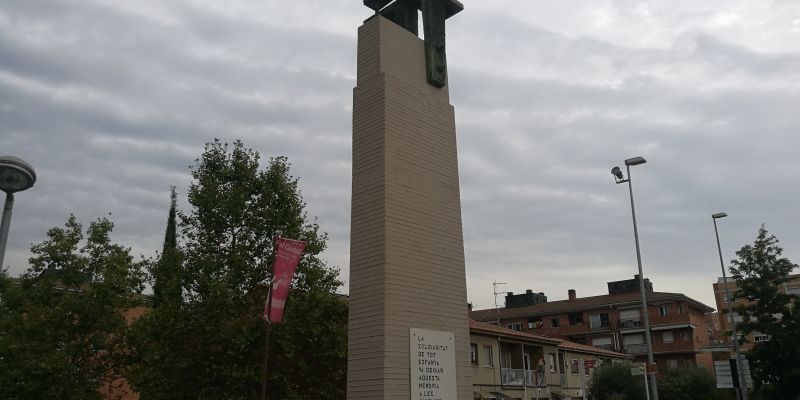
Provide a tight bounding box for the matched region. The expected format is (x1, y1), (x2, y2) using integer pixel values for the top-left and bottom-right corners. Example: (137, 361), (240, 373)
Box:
(261, 284), (274, 400)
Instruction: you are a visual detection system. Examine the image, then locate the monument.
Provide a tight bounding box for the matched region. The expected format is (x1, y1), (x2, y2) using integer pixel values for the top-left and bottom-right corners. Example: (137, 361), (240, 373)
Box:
(348, 1), (470, 399)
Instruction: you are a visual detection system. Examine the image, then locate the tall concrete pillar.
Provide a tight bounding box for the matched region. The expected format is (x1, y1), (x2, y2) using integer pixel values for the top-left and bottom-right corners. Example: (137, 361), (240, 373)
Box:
(348, 14), (471, 400)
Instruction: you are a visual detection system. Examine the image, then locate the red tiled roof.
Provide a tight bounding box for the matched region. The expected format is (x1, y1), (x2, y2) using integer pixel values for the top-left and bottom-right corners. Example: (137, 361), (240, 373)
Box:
(557, 340), (631, 358)
(469, 319), (561, 344)
(469, 319), (631, 359)
(469, 291), (714, 321)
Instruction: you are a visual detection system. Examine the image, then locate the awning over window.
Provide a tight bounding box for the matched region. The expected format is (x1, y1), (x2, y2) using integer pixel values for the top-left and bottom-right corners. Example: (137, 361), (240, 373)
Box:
(652, 323), (693, 331)
(621, 323), (694, 334)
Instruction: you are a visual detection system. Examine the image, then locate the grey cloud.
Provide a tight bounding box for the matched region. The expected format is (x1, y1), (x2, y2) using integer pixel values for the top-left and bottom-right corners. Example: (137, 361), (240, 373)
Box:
(2, 1), (798, 311)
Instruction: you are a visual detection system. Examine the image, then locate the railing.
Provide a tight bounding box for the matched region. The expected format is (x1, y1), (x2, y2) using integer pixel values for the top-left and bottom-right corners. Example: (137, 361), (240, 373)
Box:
(593, 343), (614, 351)
(708, 339), (730, 347)
(623, 343), (649, 354)
(619, 318), (642, 329)
(501, 368), (525, 386)
(590, 322), (611, 331)
(525, 370), (546, 387)
(501, 368), (546, 387)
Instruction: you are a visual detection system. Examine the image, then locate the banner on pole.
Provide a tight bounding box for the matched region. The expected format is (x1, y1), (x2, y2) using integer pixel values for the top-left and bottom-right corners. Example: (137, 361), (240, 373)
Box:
(263, 237), (306, 323)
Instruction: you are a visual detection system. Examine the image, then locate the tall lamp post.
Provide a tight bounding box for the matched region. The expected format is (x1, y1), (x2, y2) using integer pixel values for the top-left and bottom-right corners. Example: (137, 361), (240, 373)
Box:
(0, 156), (37, 270)
(712, 212), (748, 400)
(611, 156), (659, 400)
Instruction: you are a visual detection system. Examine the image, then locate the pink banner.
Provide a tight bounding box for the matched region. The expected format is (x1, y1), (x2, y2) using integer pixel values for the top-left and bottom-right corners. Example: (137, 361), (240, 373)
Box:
(263, 237), (306, 323)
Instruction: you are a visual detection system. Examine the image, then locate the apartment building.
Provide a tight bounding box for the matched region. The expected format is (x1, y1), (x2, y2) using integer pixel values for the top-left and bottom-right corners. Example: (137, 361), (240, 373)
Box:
(470, 320), (631, 400)
(470, 276), (715, 372)
(711, 273), (800, 351)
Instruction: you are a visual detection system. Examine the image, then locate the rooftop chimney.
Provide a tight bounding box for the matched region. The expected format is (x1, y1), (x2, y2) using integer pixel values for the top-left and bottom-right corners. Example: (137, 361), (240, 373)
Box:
(568, 289), (576, 301)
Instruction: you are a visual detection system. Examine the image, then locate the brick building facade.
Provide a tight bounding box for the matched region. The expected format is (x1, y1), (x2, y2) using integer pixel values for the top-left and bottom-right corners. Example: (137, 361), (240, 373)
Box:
(471, 276), (715, 372)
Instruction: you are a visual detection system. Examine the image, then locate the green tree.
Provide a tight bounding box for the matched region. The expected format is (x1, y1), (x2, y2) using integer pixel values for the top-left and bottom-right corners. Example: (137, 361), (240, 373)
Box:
(588, 362), (646, 400)
(729, 225), (800, 400)
(658, 366), (716, 400)
(128, 139), (347, 399)
(124, 189), (193, 399)
(0, 215), (144, 400)
(151, 186), (182, 308)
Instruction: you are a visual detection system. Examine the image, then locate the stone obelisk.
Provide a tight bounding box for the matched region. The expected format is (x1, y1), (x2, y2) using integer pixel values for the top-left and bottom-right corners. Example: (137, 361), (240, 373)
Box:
(348, 1), (470, 399)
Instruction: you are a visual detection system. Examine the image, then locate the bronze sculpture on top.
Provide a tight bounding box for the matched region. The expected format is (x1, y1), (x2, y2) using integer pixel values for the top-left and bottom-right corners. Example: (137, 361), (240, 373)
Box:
(364, 0), (464, 88)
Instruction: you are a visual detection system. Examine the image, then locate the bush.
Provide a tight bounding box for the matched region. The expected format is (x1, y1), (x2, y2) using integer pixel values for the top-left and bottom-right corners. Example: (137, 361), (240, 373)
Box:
(659, 366), (716, 400)
(588, 362), (647, 400)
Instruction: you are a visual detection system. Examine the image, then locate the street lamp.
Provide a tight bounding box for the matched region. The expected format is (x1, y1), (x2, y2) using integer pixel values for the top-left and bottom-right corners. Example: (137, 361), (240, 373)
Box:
(0, 156), (37, 270)
(611, 156), (659, 400)
(712, 212), (748, 400)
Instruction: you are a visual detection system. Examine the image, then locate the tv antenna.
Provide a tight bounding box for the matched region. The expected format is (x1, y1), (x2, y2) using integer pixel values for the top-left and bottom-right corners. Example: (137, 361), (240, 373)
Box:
(493, 281), (507, 325)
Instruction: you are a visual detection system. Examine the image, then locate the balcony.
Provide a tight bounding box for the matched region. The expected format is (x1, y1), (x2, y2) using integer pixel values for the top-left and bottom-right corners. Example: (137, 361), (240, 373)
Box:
(500, 368), (546, 387)
(501, 368), (524, 386)
(651, 340), (697, 353)
(589, 322), (611, 332)
(525, 370), (546, 387)
(651, 311), (692, 325)
(623, 343), (649, 354)
(619, 318), (642, 329)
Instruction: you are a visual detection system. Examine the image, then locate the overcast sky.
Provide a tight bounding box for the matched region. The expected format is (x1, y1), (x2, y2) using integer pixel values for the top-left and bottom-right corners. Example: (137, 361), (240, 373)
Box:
(2, 0), (799, 311)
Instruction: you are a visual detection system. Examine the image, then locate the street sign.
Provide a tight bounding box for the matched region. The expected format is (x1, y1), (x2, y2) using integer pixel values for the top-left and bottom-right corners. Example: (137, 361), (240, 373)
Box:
(631, 364), (646, 376)
(714, 359), (753, 389)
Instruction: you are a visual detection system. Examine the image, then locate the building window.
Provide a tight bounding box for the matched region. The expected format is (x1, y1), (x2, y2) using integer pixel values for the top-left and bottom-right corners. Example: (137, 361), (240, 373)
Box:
(548, 353), (557, 373)
(679, 331), (689, 342)
(568, 312), (583, 325)
(551, 318), (560, 328)
(590, 313), (610, 329)
(619, 309), (642, 328)
(506, 323), (522, 331)
(528, 316), (543, 329)
(592, 337), (613, 351)
(470, 343), (478, 366)
(723, 294), (735, 303)
(666, 359), (679, 369)
(727, 313), (743, 323)
(753, 333), (771, 343)
(570, 359), (579, 375)
(662, 331), (674, 343)
(482, 345), (493, 367)
(500, 350), (514, 369)
(677, 303), (685, 314)
(659, 305), (670, 316)
(622, 333), (645, 353)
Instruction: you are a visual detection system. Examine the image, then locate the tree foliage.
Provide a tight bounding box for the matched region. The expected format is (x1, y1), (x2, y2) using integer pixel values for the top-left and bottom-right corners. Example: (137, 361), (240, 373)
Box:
(0, 216), (144, 400)
(127, 139), (347, 399)
(151, 186), (182, 308)
(588, 362), (647, 400)
(658, 366), (716, 400)
(729, 225), (800, 400)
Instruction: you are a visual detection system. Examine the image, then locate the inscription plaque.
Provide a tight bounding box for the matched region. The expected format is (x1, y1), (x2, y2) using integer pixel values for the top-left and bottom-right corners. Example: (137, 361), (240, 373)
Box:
(410, 328), (457, 400)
